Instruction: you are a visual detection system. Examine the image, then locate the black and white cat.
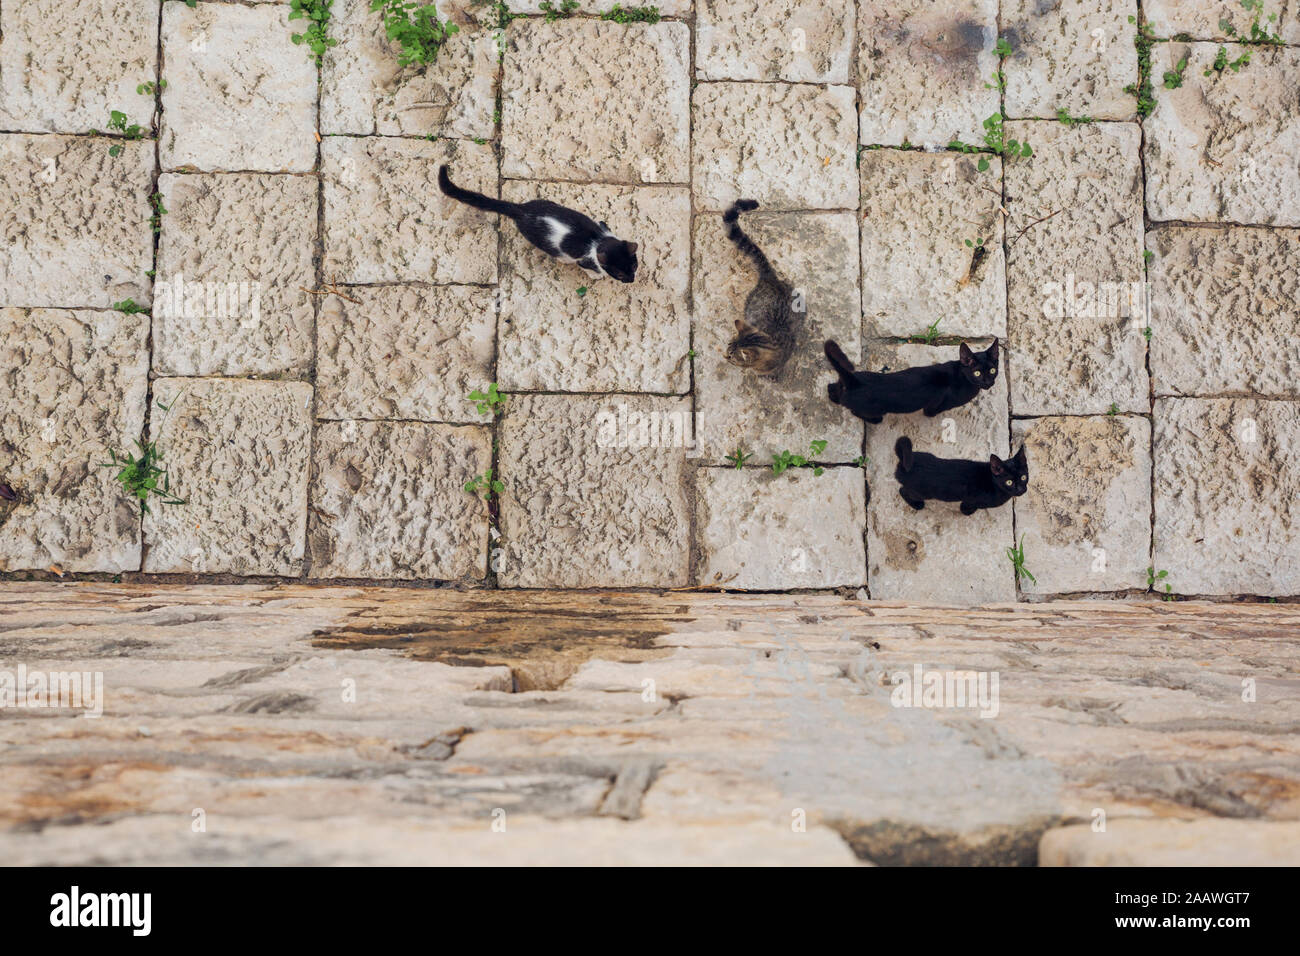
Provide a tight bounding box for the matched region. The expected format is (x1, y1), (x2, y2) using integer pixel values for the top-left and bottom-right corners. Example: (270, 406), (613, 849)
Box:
(824, 339), (999, 424)
(894, 437), (1028, 515)
(438, 165), (639, 283)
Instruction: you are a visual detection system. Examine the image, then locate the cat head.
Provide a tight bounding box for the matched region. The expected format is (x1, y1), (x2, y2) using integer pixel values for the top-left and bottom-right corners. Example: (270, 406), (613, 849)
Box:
(597, 239), (638, 283)
(958, 340), (999, 389)
(726, 318), (785, 374)
(990, 445), (1028, 497)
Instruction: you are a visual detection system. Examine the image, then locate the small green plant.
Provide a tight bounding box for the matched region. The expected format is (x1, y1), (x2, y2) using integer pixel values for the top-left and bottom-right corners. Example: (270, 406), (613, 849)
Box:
(370, 0), (460, 67)
(949, 111), (1030, 173)
(994, 37), (1013, 58)
(1162, 54), (1189, 89)
(1055, 107), (1095, 126)
(465, 468), (504, 500)
(1142, 325), (1153, 342)
(964, 236), (987, 250)
(100, 396), (187, 515)
(576, 285), (588, 297)
(468, 382), (506, 416)
(1007, 534), (1036, 586)
(540, 0), (579, 21)
(1221, 1), (1285, 45)
(852, 455), (869, 468)
(113, 299), (147, 314)
(1143, 249), (1155, 265)
(1123, 15), (1158, 117)
(1204, 44), (1253, 76)
(726, 448), (752, 469)
(136, 79), (167, 96)
(97, 110), (144, 156)
(772, 439), (827, 477)
(1107, 402), (1119, 416)
(912, 317), (943, 345)
(1147, 566), (1175, 600)
(149, 191), (167, 234)
(289, 0), (338, 66)
(601, 4), (661, 23)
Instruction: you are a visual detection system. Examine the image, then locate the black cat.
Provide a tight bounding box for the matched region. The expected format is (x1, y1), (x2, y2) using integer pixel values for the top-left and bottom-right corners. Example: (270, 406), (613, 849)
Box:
(438, 165), (638, 283)
(894, 437), (1028, 515)
(824, 339), (999, 424)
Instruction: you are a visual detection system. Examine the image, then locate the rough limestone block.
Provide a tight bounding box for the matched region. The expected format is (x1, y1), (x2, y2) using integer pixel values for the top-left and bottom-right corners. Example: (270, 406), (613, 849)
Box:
(498, 183), (690, 393)
(1154, 398), (1300, 596)
(1004, 121), (1147, 415)
(501, 20), (690, 182)
(0, 309), (148, 573)
(693, 210), (862, 464)
(0, 0), (159, 133)
(1002, 0), (1138, 120)
(863, 341), (1014, 603)
(505, 0), (691, 13)
(696, 467), (866, 589)
(1145, 44), (1300, 225)
(143, 379), (313, 576)
(153, 173), (317, 377)
(498, 395), (691, 588)
(696, 0), (854, 83)
(322, 137), (497, 284)
(0, 134), (154, 309)
(1144, 0), (1300, 44)
(308, 421), (491, 580)
(322, 0), (496, 139)
(1011, 416), (1151, 594)
(860, 151), (1005, 339)
(160, 3), (318, 172)
(317, 285), (496, 421)
(858, 0), (999, 147)
(1148, 227), (1300, 398)
(693, 82), (857, 210)
(1041, 820), (1300, 867)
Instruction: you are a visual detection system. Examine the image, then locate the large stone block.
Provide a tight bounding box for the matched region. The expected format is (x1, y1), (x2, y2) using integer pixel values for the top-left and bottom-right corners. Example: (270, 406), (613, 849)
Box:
(497, 395), (691, 588)
(1144, 44), (1300, 225)
(696, 467), (866, 588)
(1154, 398), (1300, 596)
(1004, 121), (1147, 415)
(1002, 0), (1138, 120)
(500, 20), (690, 182)
(0, 0), (159, 133)
(863, 341), (1014, 602)
(693, 82), (858, 211)
(1041, 820), (1300, 867)
(0, 309), (148, 573)
(693, 210), (862, 464)
(316, 284), (496, 422)
(308, 421), (491, 580)
(860, 150), (1005, 339)
(858, 0), (1000, 147)
(322, 136), (497, 284)
(1011, 415), (1151, 594)
(160, 2), (318, 172)
(497, 183), (690, 393)
(153, 173), (317, 377)
(1148, 227), (1300, 398)
(142, 379), (313, 576)
(0, 134), (154, 309)
(1144, 0), (1300, 44)
(696, 0), (854, 83)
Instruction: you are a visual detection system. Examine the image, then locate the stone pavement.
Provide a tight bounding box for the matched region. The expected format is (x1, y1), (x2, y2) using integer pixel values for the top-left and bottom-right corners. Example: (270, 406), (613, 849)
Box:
(1, 2), (1298, 600)
(1, 583), (1298, 865)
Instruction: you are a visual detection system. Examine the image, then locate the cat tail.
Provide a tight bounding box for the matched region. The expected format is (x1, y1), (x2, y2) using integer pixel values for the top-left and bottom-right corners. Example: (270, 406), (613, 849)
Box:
(439, 165), (521, 217)
(895, 436), (914, 472)
(723, 200), (780, 283)
(823, 339), (856, 378)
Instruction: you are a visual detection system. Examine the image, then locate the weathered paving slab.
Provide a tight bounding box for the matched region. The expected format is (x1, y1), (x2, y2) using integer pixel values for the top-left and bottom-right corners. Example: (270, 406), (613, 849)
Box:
(1, 585), (1297, 865)
(153, 173), (317, 377)
(316, 285), (496, 422)
(307, 421), (491, 581)
(0, 310), (147, 573)
(497, 183), (690, 393)
(860, 151), (1006, 339)
(321, 136), (498, 285)
(1004, 121), (1147, 416)
(142, 379), (313, 577)
(505, 0), (691, 14)
(0, 0), (159, 133)
(497, 395), (692, 588)
(501, 20), (690, 183)
(858, 0), (1000, 147)
(696, 467), (867, 589)
(693, 82), (858, 211)
(696, 0), (854, 83)
(1144, 43), (1300, 226)
(1144, 0), (1300, 44)
(863, 341), (1015, 603)
(322, 0), (496, 140)
(1153, 398), (1300, 597)
(693, 210), (862, 464)
(1147, 227), (1300, 398)
(160, 2), (318, 173)
(1011, 416), (1151, 595)
(0, 134), (154, 309)
(1002, 0), (1138, 121)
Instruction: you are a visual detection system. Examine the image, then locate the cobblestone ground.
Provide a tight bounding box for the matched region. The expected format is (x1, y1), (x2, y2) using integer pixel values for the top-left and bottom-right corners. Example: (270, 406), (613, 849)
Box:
(1, 1), (1297, 600)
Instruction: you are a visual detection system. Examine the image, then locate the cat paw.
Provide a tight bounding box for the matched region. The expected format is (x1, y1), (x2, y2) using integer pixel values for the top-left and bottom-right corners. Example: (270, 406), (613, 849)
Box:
(900, 491), (924, 510)
(959, 503), (977, 516)
(867, 416), (883, 424)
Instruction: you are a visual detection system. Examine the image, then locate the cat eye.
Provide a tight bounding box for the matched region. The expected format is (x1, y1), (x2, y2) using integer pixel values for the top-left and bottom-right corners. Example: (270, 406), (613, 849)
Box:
(1005, 479), (1012, 486)
(973, 371), (981, 377)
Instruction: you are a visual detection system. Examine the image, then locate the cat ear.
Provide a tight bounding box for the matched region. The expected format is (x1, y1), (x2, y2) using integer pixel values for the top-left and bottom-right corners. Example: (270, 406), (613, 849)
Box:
(985, 339), (999, 359)
(1013, 444), (1026, 465)
(626, 242), (638, 254)
(735, 318), (755, 334)
(959, 342), (975, 365)
(989, 454), (1007, 476)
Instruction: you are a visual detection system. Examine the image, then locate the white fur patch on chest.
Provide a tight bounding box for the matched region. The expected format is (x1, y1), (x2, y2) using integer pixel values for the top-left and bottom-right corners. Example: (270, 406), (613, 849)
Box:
(543, 217), (576, 261)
